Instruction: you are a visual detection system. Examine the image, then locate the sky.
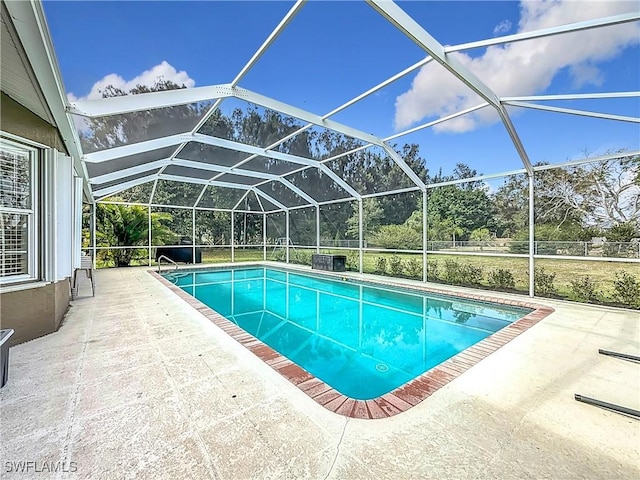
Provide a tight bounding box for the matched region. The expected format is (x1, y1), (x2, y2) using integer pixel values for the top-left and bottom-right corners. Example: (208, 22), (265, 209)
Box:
(44, 0), (640, 177)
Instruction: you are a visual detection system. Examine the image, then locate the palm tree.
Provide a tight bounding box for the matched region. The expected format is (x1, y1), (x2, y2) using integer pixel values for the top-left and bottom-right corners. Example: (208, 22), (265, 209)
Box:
(96, 201), (174, 267)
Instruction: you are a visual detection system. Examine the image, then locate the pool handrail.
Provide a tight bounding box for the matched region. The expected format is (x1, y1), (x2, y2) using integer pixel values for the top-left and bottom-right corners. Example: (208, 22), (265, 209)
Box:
(157, 255), (178, 273)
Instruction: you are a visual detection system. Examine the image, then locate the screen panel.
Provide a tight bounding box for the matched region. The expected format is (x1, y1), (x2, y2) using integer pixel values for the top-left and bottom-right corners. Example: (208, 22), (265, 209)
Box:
(197, 185), (250, 210)
(152, 179), (204, 206)
(86, 146), (177, 178)
(257, 181), (310, 208)
(177, 142), (249, 168)
(507, 104), (640, 166)
(325, 145), (418, 195)
(101, 182), (153, 204)
(241, 156), (302, 176)
(364, 191), (421, 250)
(151, 206), (192, 245)
(319, 200), (357, 248)
(75, 101), (210, 154)
(276, 125), (365, 162)
(94, 171), (160, 196)
(285, 166), (351, 202)
(233, 212), (263, 246)
(200, 98), (305, 148)
(195, 210), (231, 246)
(289, 206), (316, 247)
(163, 165), (216, 180)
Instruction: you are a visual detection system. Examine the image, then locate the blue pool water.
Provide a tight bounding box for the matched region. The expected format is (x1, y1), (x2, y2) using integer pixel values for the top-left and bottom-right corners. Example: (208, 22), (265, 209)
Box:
(163, 267), (530, 399)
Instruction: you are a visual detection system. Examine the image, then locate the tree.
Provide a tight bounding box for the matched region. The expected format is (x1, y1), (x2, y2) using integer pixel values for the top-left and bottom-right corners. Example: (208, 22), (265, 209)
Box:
(423, 162), (495, 241)
(371, 224), (422, 250)
(510, 222), (597, 254)
(602, 221), (640, 257)
(607, 221), (639, 241)
(470, 227), (491, 242)
(532, 155), (639, 229)
(491, 154), (639, 240)
(491, 174), (529, 237)
(346, 198), (384, 240)
(427, 184), (494, 240)
(96, 201), (175, 266)
(569, 155), (639, 228)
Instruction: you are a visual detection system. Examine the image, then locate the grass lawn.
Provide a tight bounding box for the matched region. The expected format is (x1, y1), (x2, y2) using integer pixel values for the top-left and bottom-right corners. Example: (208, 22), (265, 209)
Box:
(200, 247), (638, 302)
(317, 250), (639, 305)
(100, 246), (638, 308)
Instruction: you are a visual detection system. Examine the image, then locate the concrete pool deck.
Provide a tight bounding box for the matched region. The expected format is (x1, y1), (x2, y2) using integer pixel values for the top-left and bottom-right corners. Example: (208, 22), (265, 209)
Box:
(1, 264), (638, 479)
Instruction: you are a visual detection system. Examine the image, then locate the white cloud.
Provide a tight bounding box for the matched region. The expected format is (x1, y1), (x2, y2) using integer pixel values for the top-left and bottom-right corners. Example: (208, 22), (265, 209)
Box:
(394, 1), (640, 133)
(493, 19), (512, 35)
(569, 62), (605, 89)
(68, 61), (196, 102)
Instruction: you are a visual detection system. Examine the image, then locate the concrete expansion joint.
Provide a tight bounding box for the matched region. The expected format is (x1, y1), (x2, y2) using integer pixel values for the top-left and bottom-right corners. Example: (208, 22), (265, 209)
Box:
(157, 356), (221, 479)
(323, 417), (349, 480)
(59, 314), (93, 478)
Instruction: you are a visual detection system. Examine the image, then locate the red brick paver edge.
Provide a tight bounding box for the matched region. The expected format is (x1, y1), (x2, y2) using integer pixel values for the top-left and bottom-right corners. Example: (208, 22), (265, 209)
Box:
(149, 267), (554, 419)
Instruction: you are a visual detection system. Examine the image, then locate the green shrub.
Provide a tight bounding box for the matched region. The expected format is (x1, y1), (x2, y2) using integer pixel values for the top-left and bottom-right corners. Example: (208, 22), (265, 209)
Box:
(389, 255), (403, 276)
(290, 250), (311, 266)
(346, 252), (359, 271)
(442, 259), (463, 284)
(404, 258), (422, 279)
(606, 222), (638, 242)
(461, 263), (484, 286)
(613, 270), (640, 308)
(534, 267), (556, 296)
(568, 276), (601, 303)
(370, 224), (422, 250)
(427, 260), (439, 281)
(488, 268), (516, 289)
(510, 223), (596, 255)
(441, 260), (483, 285)
(375, 256), (387, 274)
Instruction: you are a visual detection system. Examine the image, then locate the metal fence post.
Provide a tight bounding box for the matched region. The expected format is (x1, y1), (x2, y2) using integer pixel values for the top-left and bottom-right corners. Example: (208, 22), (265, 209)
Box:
(358, 199), (363, 274)
(422, 189), (427, 282)
(263, 212), (267, 261)
(148, 205), (151, 266)
(528, 173), (535, 297)
(316, 205), (320, 254)
(192, 208), (196, 264)
(285, 209), (290, 263)
(92, 202), (97, 269)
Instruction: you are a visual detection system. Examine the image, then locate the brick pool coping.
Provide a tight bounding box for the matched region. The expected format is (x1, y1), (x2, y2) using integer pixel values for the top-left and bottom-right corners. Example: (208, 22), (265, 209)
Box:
(149, 265), (554, 419)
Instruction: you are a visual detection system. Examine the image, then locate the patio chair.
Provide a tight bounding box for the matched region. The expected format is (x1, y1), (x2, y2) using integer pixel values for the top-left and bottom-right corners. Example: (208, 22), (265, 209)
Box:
(71, 255), (95, 299)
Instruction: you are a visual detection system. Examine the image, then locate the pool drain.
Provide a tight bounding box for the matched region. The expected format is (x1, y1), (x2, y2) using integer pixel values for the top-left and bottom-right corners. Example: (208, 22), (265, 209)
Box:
(376, 363), (389, 373)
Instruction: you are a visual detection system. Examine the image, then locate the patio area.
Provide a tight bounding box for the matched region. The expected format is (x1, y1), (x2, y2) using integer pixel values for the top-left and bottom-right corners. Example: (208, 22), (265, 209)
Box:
(1, 265), (638, 479)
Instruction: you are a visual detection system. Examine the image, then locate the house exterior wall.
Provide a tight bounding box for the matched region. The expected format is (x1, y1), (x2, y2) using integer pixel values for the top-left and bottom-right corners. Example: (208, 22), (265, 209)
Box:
(0, 282), (69, 346)
(0, 93), (66, 153)
(0, 92), (72, 346)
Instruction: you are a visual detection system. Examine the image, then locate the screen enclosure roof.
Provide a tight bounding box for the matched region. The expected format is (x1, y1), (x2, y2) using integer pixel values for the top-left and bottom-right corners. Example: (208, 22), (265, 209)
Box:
(52, 1), (639, 212)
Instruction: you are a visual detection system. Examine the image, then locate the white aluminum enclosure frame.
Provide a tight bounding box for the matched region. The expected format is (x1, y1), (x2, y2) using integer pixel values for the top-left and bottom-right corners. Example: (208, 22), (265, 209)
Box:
(40, 0), (638, 297)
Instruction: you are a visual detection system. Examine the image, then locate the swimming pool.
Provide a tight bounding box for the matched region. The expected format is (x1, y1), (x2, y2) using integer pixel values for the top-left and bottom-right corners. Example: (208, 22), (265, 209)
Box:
(161, 266), (534, 401)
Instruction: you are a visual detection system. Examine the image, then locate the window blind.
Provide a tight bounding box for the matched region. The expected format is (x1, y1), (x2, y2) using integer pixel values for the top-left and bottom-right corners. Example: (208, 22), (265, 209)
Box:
(0, 144), (34, 280)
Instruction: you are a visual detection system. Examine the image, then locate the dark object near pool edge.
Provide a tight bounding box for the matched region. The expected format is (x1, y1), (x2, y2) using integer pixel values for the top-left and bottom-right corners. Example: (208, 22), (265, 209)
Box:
(574, 393), (640, 419)
(598, 349), (640, 363)
(0, 329), (14, 388)
(312, 254), (346, 272)
(155, 237), (202, 264)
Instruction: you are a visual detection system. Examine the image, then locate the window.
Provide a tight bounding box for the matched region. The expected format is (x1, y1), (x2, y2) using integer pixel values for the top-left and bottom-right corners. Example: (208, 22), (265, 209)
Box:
(0, 137), (38, 284)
